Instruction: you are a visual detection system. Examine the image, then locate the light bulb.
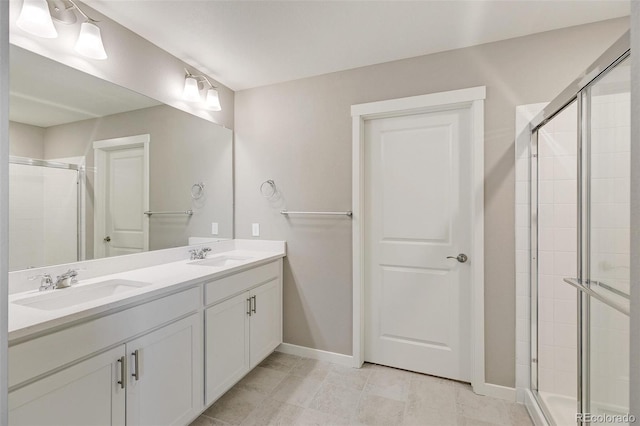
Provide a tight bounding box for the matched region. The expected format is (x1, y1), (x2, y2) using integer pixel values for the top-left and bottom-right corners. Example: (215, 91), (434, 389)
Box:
(17, 0), (58, 39)
(75, 22), (107, 60)
(205, 88), (221, 111)
(183, 77), (201, 102)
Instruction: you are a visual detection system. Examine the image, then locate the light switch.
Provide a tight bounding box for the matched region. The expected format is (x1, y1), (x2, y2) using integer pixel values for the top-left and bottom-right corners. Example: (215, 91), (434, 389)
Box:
(252, 223), (260, 237)
(211, 222), (219, 235)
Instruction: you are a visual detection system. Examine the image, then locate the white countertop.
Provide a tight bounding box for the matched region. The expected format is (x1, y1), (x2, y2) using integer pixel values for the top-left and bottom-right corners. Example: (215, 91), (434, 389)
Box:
(9, 245), (285, 342)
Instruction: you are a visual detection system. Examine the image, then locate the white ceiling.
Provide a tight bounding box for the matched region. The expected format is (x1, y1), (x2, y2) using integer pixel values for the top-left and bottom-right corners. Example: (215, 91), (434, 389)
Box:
(85, 0), (629, 91)
(10, 45), (160, 127)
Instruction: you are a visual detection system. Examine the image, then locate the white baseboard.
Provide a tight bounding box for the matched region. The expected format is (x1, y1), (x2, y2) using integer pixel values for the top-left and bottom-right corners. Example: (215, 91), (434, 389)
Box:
(524, 389), (549, 426)
(276, 343), (354, 367)
(475, 382), (517, 402)
(517, 388), (527, 403)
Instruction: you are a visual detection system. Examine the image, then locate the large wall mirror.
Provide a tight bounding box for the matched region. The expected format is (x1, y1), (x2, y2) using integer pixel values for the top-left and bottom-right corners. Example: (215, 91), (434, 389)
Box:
(9, 44), (233, 271)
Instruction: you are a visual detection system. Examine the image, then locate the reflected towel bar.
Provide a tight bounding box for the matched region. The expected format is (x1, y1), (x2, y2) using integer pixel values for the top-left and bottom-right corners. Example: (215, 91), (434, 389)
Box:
(563, 278), (629, 316)
(280, 210), (353, 217)
(144, 210), (193, 216)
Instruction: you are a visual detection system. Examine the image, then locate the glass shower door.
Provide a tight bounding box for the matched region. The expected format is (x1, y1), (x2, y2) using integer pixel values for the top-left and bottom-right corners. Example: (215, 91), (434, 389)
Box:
(529, 33), (631, 426)
(532, 102), (579, 426)
(583, 55), (630, 424)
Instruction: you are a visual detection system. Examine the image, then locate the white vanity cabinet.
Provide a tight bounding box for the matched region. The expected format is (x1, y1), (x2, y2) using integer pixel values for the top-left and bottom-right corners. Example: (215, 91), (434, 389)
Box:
(205, 292), (250, 405)
(9, 345), (126, 426)
(248, 278), (282, 367)
(8, 255), (284, 426)
(126, 313), (202, 426)
(204, 260), (283, 405)
(9, 287), (203, 426)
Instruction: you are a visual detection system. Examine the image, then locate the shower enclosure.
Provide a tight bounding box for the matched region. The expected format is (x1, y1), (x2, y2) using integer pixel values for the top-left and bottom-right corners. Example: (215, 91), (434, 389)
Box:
(527, 33), (630, 425)
(8, 156), (83, 271)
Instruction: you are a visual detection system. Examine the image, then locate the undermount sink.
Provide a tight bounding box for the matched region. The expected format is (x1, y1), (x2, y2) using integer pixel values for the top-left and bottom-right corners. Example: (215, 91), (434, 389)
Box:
(13, 279), (152, 311)
(188, 255), (253, 267)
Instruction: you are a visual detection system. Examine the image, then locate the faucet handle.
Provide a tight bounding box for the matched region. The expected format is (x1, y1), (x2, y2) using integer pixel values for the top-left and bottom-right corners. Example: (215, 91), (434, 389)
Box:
(68, 268), (81, 285)
(28, 273), (52, 281)
(29, 273), (55, 291)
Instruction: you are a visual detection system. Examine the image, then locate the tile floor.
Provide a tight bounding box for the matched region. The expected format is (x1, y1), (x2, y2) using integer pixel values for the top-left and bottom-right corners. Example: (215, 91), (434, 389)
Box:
(190, 352), (534, 426)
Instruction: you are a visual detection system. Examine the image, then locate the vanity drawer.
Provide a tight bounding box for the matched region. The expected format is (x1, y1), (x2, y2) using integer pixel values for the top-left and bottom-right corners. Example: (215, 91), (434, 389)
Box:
(204, 261), (280, 306)
(9, 286), (199, 389)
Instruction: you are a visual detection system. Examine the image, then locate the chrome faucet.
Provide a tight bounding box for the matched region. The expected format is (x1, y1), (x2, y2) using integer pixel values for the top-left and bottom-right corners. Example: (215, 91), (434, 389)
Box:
(30, 269), (80, 292)
(55, 269), (79, 289)
(189, 247), (211, 260)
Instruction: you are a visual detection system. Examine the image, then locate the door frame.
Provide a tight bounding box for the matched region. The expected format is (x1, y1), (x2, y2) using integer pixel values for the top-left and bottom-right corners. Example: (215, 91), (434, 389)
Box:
(93, 134), (150, 258)
(351, 86), (486, 393)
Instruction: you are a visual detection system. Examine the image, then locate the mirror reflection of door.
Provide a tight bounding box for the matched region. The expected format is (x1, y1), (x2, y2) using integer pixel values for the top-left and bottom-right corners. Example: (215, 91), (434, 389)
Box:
(94, 135), (150, 259)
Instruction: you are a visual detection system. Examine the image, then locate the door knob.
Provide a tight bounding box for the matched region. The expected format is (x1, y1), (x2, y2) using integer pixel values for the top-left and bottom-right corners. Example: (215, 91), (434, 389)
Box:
(104, 236), (111, 242)
(446, 253), (468, 263)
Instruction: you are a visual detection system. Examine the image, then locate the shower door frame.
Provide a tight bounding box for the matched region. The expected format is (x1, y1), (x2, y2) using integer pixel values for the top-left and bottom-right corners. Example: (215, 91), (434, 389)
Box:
(9, 156), (84, 264)
(528, 32), (630, 425)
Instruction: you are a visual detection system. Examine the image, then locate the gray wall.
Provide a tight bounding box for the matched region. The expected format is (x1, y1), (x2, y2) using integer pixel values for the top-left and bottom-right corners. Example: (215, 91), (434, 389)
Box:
(630, 2), (639, 418)
(8, 121), (44, 158)
(234, 18), (629, 387)
(44, 105), (233, 258)
(8, 0), (234, 130)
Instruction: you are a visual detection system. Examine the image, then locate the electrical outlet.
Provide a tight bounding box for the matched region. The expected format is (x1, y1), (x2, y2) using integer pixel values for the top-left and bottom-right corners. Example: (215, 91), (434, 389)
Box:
(252, 223), (260, 237)
(211, 222), (218, 235)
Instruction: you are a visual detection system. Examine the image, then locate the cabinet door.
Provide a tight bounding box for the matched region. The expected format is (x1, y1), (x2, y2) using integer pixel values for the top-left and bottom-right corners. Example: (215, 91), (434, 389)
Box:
(126, 313), (202, 426)
(250, 278), (282, 367)
(9, 345), (126, 426)
(205, 292), (250, 406)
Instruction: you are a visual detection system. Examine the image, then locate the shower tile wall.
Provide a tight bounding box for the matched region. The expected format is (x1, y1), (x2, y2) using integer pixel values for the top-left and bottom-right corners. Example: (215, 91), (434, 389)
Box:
(536, 102), (578, 400)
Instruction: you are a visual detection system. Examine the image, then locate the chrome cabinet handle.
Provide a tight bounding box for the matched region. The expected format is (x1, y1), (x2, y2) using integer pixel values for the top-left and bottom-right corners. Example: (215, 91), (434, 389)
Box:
(117, 356), (126, 389)
(446, 253), (468, 263)
(247, 298), (252, 316)
(132, 350), (140, 381)
(251, 295), (257, 314)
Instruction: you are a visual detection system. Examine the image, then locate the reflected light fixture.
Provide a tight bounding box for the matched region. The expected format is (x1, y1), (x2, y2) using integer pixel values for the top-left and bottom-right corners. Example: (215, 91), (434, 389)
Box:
(16, 0), (108, 60)
(183, 69), (222, 111)
(16, 0), (58, 39)
(205, 88), (221, 111)
(75, 21), (107, 60)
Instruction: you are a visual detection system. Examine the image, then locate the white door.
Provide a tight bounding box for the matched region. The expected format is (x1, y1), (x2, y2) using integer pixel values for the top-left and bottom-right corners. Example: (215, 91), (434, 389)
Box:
(94, 134), (149, 259)
(9, 346), (126, 426)
(100, 147), (146, 257)
(364, 108), (472, 382)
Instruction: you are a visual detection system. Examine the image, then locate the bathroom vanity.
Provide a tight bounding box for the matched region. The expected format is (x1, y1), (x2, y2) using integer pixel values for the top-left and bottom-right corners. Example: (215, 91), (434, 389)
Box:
(7, 240), (285, 426)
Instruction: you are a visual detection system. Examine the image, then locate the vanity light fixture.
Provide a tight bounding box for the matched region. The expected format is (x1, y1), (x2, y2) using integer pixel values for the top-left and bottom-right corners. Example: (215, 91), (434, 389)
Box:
(16, 0), (108, 60)
(75, 21), (107, 60)
(183, 74), (202, 103)
(183, 69), (222, 111)
(205, 88), (221, 111)
(16, 0), (58, 39)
